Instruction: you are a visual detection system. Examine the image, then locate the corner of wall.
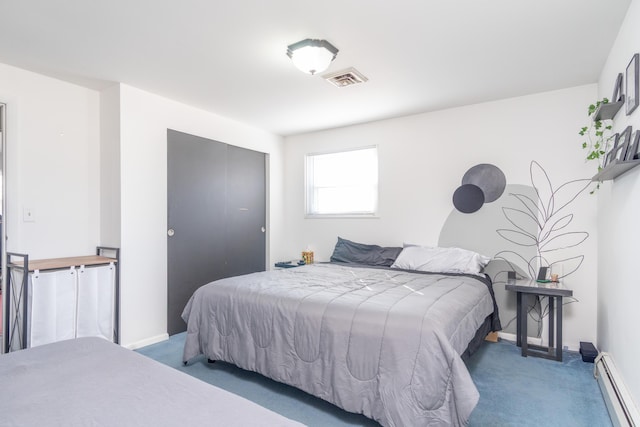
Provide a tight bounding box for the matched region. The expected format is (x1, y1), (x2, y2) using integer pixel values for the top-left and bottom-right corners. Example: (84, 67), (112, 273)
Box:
(99, 84), (122, 248)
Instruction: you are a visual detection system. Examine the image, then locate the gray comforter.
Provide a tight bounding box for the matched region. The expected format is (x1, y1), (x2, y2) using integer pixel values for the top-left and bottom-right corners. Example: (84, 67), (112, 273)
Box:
(0, 337), (303, 426)
(182, 263), (495, 426)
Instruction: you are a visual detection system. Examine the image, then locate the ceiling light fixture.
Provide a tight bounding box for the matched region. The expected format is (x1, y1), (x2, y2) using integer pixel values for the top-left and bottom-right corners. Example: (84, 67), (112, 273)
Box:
(287, 39), (339, 75)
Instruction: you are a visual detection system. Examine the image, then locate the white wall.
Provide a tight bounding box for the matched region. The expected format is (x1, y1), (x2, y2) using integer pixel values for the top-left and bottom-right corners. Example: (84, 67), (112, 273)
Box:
(283, 85), (599, 350)
(115, 84), (285, 348)
(596, 0), (640, 409)
(0, 62), (100, 259)
(99, 84), (121, 249)
(0, 66), (285, 349)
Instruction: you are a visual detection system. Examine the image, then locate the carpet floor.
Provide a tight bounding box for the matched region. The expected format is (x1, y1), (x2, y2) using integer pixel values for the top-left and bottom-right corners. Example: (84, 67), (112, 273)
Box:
(137, 334), (611, 426)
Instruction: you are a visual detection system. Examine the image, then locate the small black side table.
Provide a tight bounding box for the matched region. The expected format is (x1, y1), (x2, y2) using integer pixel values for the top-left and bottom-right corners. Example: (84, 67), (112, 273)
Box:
(505, 279), (573, 362)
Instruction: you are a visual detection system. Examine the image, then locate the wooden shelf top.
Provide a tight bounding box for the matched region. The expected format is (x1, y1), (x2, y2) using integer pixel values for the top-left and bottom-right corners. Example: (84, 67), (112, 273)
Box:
(10, 255), (117, 272)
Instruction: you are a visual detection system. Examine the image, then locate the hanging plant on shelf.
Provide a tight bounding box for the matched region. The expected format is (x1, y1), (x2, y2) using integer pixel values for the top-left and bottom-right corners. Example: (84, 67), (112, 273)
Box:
(579, 98), (616, 193)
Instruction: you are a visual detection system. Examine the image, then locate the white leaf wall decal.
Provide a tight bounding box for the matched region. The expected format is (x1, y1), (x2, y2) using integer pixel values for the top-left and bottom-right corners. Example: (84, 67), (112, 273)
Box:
(549, 256), (584, 279)
(493, 161), (589, 296)
(502, 207), (538, 236)
(530, 161), (554, 220)
(539, 213), (573, 243)
(540, 232), (589, 252)
(550, 179), (591, 217)
(496, 229), (538, 246)
(510, 193), (542, 227)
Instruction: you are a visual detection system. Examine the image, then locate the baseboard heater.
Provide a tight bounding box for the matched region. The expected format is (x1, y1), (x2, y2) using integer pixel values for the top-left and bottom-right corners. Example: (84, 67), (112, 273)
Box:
(594, 352), (640, 426)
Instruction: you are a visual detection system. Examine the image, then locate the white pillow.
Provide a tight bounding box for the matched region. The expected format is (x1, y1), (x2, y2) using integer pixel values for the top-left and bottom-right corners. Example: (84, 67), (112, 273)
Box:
(391, 245), (491, 275)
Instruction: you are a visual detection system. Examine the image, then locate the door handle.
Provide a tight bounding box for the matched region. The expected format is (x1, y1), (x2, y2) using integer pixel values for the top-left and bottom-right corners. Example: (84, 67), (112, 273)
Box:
(167, 228), (175, 237)
(261, 227), (265, 233)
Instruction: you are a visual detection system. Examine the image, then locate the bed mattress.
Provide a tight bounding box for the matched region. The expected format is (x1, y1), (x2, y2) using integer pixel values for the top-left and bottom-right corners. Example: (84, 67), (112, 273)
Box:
(0, 337), (303, 427)
(182, 263), (497, 426)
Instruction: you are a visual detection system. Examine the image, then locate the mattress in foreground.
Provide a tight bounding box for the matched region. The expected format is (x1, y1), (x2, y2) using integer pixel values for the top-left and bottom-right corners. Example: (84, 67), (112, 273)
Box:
(0, 337), (303, 427)
(182, 263), (496, 427)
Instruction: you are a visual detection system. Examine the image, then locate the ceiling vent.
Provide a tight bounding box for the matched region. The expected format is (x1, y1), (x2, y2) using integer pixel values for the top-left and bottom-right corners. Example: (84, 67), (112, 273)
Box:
(322, 67), (368, 88)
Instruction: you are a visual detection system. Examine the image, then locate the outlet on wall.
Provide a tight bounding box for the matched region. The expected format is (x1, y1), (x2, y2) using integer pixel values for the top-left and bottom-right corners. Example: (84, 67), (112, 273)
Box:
(23, 207), (35, 222)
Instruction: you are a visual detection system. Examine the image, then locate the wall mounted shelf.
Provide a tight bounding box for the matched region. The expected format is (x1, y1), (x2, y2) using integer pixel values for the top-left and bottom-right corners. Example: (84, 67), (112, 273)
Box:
(593, 99), (624, 121)
(592, 159), (640, 182)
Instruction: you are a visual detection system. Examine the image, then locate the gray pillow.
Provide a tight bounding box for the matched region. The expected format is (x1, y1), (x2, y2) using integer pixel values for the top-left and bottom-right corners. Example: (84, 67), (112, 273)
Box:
(330, 237), (402, 267)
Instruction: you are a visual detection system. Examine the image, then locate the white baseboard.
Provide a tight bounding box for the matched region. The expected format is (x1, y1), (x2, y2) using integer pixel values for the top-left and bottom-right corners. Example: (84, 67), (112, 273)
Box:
(123, 333), (169, 350)
(595, 352), (640, 426)
(498, 331), (543, 346)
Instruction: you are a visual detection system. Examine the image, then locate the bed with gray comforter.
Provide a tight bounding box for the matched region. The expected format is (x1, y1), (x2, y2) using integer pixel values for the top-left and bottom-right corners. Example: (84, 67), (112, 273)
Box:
(0, 337), (303, 427)
(182, 263), (498, 426)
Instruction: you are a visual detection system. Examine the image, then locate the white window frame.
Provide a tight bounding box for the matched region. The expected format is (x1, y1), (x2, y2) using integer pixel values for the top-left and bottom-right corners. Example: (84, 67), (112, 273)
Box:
(304, 145), (379, 218)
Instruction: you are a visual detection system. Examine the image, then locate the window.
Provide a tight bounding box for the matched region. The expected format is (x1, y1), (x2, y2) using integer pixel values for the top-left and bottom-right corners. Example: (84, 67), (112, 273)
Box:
(305, 146), (378, 217)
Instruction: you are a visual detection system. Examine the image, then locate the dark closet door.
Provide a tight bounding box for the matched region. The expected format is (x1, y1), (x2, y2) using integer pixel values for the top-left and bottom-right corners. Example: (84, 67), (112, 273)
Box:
(167, 130), (266, 336)
(167, 130), (227, 336)
(225, 145), (266, 277)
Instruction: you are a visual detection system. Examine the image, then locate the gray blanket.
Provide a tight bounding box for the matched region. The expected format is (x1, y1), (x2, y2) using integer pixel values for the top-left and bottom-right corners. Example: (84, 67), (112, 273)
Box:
(0, 337), (304, 427)
(182, 263), (495, 426)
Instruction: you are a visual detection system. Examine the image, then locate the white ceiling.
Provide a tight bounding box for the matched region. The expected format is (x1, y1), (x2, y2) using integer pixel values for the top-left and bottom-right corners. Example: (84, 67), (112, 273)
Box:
(0, 0), (631, 136)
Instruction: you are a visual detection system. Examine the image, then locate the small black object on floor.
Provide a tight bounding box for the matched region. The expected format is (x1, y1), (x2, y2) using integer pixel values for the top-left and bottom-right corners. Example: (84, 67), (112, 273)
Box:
(579, 341), (598, 363)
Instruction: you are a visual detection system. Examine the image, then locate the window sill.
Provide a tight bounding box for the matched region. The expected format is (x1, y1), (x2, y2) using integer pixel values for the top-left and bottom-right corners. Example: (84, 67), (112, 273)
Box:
(304, 214), (380, 219)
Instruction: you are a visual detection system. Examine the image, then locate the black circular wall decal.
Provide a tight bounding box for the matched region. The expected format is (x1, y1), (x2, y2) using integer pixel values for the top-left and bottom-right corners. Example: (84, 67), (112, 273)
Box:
(462, 163), (506, 203)
(453, 184), (485, 213)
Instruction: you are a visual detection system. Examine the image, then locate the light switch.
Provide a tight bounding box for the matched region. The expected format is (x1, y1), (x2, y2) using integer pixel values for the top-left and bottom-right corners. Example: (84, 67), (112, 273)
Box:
(23, 207), (35, 222)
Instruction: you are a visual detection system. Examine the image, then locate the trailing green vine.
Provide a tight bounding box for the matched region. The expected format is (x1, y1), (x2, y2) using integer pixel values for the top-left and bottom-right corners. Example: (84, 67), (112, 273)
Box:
(579, 98), (615, 193)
